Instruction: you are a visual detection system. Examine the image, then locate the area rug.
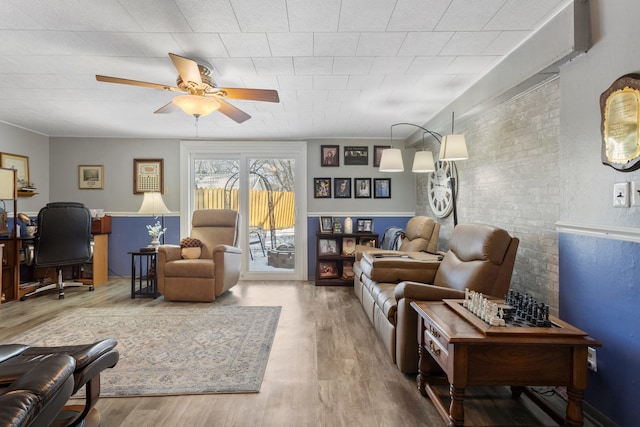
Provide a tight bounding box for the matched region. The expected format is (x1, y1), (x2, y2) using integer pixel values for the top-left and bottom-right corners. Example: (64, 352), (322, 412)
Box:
(5, 306), (281, 397)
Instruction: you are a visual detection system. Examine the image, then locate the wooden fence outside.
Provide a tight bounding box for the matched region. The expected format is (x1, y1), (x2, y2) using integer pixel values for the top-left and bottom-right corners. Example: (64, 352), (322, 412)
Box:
(194, 188), (295, 229)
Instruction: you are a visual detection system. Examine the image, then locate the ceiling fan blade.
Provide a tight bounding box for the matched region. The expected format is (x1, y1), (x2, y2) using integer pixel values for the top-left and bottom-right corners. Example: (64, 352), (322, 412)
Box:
(218, 88), (280, 103)
(96, 75), (179, 92)
(217, 99), (251, 123)
(169, 53), (202, 86)
(153, 102), (178, 114)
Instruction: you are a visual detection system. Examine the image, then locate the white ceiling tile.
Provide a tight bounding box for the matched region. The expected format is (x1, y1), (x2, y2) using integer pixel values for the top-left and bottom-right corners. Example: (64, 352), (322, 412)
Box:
(356, 33), (406, 57)
(446, 56), (500, 74)
(486, 0), (570, 31)
(314, 33), (359, 57)
(0, 30), (91, 55)
(313, 75), (349, 90)
(118, 0), (192, 32)
(0, 2), (44, 29)
(483, 31), (530, 55)
(369, 57), (414, 75)
(440, 31), (501, 56)
(293, 57), (333, 75)
(253, 57), (294, 76)
(230, 0), (289, 32)
(338, 0), (396, 32)
(332, 57), (374, 75)
(327, 89), (360, 102)
(277, 76), (313, 90)
(398, 32), (454, 56)
(206, 58), (258, 79)
(435, 0), (506, 31)
(346, 75), (385, 90)
(220, 33), (271, 57)
(287, 0), (341, 32)
(387, 0), (450, 31)
(170, 34), (229, 58)
(268, 33), (314, 56)
(175, 0), (241, 33)
(406, 56), (456, 74)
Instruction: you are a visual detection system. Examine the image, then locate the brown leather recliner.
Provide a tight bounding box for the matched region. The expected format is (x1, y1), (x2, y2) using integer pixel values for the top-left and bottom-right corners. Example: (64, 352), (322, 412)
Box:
(157, 209), (242, 302)
(354, 223), (519, 373)
(355, 216), (441, 261)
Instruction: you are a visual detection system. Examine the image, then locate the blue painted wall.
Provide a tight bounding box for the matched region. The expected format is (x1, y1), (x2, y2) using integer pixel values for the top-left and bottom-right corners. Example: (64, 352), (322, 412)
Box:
(559, 233), (640, 427)
(307, 215), (412, 279)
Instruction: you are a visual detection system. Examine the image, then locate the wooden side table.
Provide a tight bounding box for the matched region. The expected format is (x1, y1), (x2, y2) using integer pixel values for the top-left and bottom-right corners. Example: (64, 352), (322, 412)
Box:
(129, 250), (158, 298)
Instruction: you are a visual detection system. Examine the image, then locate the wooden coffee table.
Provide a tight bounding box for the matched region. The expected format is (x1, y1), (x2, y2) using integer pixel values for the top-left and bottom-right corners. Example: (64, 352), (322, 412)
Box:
(411, 300), (600, 427)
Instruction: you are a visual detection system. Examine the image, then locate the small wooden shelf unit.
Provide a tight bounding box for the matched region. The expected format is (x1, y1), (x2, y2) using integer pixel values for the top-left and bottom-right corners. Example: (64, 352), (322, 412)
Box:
(315, 231), (377, 286)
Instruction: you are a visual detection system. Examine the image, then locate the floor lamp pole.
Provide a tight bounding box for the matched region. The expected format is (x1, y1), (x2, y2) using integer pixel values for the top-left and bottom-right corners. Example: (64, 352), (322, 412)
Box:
(450, 176), (458, 227)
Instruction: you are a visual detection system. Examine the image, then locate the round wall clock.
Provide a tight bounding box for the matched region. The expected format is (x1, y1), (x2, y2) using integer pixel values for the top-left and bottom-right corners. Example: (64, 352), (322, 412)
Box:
(427, 160), (458, 218)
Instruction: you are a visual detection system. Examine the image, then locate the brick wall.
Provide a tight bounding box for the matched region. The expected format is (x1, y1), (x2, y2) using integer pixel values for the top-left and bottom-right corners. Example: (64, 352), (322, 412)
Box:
(417, 78), (561, 313)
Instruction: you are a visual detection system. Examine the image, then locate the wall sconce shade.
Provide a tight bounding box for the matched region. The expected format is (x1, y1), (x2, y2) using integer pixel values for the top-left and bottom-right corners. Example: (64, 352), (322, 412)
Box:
(412, 151), (435, 173)
(379, 148), (404, 172)
(172, 95), (221, 118)
(138, 192), (170, 216)
(439, 134), (469, 161)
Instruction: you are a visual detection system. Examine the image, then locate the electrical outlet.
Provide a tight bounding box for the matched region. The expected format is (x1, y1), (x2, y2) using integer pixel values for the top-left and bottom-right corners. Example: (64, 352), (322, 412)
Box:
(631, 181), (640, 207)
(613, 182), (629, 207)
(587, 347), (597, 372)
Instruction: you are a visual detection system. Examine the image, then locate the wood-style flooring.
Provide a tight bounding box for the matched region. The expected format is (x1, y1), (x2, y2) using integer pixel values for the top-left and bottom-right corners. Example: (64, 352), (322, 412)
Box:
(0, 279), (599, 427)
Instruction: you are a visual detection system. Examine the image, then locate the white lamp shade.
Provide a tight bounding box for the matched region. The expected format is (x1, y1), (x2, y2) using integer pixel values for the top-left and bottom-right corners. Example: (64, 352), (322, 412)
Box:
(0, 168), (16, 199)
(172, 95), (221, 118)
(379, 148), (404, 172)
(412, 151), (436, 173)
(138, 192), (170, 215)
(439, 134), (469, 161)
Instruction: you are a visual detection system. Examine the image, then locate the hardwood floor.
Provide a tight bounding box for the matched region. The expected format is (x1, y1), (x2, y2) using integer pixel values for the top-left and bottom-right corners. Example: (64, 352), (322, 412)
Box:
(0, 279), (597, 427)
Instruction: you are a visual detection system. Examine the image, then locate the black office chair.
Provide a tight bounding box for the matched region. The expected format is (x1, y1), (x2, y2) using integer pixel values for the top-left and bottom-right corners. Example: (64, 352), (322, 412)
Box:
(22, 202), (94, 300)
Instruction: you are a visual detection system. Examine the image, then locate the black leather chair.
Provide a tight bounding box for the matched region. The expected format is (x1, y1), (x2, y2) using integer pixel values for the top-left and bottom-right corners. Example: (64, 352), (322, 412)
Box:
(0, 351), (75, 427)
(22, 202), (94, 300)
(0, 339), (119, 427)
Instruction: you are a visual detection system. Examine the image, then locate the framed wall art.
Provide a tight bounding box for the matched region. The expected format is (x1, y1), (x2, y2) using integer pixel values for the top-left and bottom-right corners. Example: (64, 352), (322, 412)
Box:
(134, 158), (164, 194)
(321, 145), (339, 167)
(314, 177), (332, 198)
(344, 146), (368, 165)
(374, 145), (391, 167)
(374, 178), (391, 198)
(334, 178), (351, 198)
(354, 178), (371, 198)
(78, 165), (104, 189)
(0, 152), (29, 188)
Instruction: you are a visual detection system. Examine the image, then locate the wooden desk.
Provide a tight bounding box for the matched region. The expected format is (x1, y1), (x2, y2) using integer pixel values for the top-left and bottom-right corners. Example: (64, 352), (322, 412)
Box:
(411, 300), (600, 427)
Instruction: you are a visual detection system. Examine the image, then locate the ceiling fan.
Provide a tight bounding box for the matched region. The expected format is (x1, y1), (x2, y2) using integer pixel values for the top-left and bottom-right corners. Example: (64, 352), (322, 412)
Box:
(96, 53), (279, 123)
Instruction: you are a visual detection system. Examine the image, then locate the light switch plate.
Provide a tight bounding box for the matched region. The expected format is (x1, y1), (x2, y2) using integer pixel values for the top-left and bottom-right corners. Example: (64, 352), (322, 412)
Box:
(632, 181), (640, 207)
(613, 182), (629, 207)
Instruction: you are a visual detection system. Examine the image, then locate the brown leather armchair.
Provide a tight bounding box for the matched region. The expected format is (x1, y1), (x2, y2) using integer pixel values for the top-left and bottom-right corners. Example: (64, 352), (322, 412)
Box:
(354, 223), (519, 373)
(355, 216), (441, 260)
(157, 209), (242, 302)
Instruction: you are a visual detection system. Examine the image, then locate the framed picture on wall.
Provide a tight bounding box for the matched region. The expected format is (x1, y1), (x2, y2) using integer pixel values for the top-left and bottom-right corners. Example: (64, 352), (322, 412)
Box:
(321, 145), (339, 167)
(334, 178), (351, 198)
(344, 146), (368, 165)
(374, 178), (391, 198)
(134, 158), (164, 194)
(313, 177), (332, 198)
(0, 152), (29, 188)
(78, 165), (104, 189)
(354, 178), (371, 198)
(373, 145), (391, 167)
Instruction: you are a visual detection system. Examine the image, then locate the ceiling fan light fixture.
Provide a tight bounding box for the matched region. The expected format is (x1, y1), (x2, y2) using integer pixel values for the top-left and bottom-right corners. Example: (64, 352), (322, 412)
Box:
(172, 95), (220, 118)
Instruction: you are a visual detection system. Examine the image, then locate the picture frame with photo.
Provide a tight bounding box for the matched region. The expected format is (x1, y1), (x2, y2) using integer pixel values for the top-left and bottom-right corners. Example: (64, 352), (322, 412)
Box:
(319, 238), (339, 255)
(374, 145), (391, 167)
(313, 177), (332, 198)
(342, 237), (356, 255)
(374, 178), (391, 198)
(318, 261), (339, 278)
(354, 178), (371, 198)
(0, 152), (29, 188)
(356, 218), (374, 233)
(78, 165), (104, 189)
(344, 146), (369, 165)
(321, 145), (339, 167)
(319, 216), (334, 233)
(333, 178), (351, 198)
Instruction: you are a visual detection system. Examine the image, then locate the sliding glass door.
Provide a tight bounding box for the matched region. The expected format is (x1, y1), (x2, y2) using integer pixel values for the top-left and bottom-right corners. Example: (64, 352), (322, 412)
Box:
(181, 141), (307, 280)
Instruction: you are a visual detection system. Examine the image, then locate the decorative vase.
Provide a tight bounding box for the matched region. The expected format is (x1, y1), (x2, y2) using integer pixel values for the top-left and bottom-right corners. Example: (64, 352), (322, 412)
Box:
(150, 236), (160, 247)
(344, 217), (353, 234)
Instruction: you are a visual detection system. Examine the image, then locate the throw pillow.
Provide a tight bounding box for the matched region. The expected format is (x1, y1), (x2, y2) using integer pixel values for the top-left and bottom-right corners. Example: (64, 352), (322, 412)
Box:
(180, 237), (202, 259)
